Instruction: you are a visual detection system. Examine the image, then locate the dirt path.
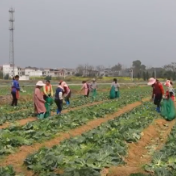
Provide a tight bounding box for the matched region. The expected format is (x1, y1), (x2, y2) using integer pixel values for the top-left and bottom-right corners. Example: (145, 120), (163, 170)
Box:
(0, 98), (149, 175)
(0, 99), (110, 129)
(105, 116), (176, 176)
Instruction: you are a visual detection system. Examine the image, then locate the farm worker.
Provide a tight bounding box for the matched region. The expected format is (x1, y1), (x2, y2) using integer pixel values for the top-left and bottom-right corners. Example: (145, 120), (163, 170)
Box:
(34, 81), (46, 119)
(90, 78), (98, 99)
(43, 80), (54, 98)
(81, 81), (89, 97)
(11, 75), (20, 106)
(54, 83), (64, 114)
(147, 78), (164, 113)
(60, 81), (71, 105)
(43, 80), (54, 118)
(160, 80), (176, 121)
(110, 78), (120, 99)
(164, 80), (175, 101)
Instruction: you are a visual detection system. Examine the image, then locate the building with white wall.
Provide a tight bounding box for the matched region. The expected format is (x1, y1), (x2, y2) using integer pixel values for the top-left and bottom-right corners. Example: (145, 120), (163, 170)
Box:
(25, 68), (43, 77)
(2, 64), (22, 78)
(2, 64), (75, 79)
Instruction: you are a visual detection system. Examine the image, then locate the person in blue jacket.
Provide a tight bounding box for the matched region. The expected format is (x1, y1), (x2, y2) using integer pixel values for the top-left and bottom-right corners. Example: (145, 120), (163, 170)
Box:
(11, 75), (20, 106)
(54, 83), (64, 114)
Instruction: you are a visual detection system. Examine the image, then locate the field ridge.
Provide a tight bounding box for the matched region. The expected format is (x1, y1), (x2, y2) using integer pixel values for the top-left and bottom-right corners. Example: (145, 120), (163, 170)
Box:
(0, 98), (149, 176)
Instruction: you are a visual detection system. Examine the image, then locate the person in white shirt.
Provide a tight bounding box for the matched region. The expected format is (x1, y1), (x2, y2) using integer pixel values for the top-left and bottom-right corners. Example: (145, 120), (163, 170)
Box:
(111, 78), (120, 98)
(90, 78), (98, 99)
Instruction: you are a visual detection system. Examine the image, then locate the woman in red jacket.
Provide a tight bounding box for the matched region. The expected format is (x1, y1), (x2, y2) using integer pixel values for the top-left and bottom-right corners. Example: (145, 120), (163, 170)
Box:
(148, 78), (164, 113)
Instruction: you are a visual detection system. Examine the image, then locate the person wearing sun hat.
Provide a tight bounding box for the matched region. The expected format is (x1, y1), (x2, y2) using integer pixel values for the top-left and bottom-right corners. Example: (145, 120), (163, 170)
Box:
(147, 78), (164, 113)
(34, 81), (46, 119)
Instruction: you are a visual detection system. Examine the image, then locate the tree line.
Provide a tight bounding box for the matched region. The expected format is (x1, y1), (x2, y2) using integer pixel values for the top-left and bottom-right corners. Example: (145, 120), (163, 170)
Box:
(1, 61), (176, 80)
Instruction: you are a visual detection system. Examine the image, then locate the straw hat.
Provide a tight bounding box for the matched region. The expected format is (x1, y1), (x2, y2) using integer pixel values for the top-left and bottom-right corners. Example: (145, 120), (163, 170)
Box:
(36, 81), (45, 86)
(92, 78), (96, 81)
(147, 78), (156, 85)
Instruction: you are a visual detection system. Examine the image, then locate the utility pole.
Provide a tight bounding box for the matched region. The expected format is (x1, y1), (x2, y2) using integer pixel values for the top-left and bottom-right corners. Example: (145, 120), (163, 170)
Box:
(9, 8), (15, 77)
(85, 64), (87, 77)
(154, 69), (156, 79)
(131, 69), (133, 81)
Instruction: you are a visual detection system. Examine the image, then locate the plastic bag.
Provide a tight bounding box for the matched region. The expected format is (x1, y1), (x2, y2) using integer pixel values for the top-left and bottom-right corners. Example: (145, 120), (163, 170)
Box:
(44, 97), (53, 118)
(92, 89), (97, 98)
(110, 86), (116, 99)
(115, 91), (120, 98)
(161, 98), (176, 121)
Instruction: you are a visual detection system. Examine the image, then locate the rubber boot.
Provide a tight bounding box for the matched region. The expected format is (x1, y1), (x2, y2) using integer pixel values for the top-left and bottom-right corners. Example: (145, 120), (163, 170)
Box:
(66, 100), (70, 105)
(57, 109), (60, 114)
(37, 113), (45, 119)
(156, 107), (161, 113)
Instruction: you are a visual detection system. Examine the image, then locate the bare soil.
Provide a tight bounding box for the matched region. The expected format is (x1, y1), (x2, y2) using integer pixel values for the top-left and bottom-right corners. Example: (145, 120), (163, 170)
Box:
(105, 115), (176, 176)
(0, 99), (110, 130)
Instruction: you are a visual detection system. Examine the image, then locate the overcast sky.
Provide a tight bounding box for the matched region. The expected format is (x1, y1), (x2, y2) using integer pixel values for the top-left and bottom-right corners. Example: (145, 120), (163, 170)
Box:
(1, 0), (176, 68)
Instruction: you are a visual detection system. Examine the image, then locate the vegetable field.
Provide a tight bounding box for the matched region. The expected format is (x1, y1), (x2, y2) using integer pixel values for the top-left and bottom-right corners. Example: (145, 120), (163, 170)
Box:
(0, 86), (175, 176)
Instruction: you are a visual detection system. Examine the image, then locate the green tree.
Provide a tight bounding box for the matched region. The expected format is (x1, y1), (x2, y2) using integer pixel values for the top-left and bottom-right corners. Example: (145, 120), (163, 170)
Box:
(133, 60), (142, 68)
(137, 72), (141, 80)
(4, 74), (9, 80)
(146, 71), (149, 80)
(0, 71), (3, 79)
(152, 71), (155, 78)
(111, 63), (122, 71)
(45, 76), (52, 81)
(132, 60), (146, 78)
(173, 72), (176, 80)
(141, 65), (146, 70)
(143, 72), (146, 81)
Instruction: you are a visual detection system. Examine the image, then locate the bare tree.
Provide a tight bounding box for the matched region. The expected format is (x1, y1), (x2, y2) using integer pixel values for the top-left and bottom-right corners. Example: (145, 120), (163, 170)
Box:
(164, 62), (176, 72)
(96, 65), (105, 71)
(76, 65), (84, 76)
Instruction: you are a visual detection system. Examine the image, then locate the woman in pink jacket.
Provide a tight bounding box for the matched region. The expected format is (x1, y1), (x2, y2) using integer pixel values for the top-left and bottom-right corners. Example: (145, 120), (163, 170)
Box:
(60, 81), (71, 105)
(81, 81), (89, 97)
(34, 81), (46, 119)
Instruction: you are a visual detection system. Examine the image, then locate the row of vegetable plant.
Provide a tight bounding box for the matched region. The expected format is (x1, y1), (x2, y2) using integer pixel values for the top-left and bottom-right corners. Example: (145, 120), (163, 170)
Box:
(0, 86), (150, 113)
(0, 87), (149, 126)
(0, 165), (17, 176)
(23, 102), (159, 176)
(0, 90), (149, 157)
(24, 102), (159, 176)
(0, 102), (158, 176)
(144, 121), (176, 176)
(0, 92), (109, 125)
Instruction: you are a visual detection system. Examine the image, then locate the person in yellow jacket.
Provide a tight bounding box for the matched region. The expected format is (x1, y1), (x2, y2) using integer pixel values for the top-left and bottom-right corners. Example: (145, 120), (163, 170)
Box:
(43, 80), (54, 99)
(43, 80), (54, 118)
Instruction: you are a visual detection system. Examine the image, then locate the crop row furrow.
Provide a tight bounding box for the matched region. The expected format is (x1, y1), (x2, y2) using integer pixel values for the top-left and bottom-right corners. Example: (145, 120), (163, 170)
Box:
(144, 119), (176, 176)
(0, 92), (145, 157)
(0, 92), (109, 125)
(23, 102), (159, 176)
